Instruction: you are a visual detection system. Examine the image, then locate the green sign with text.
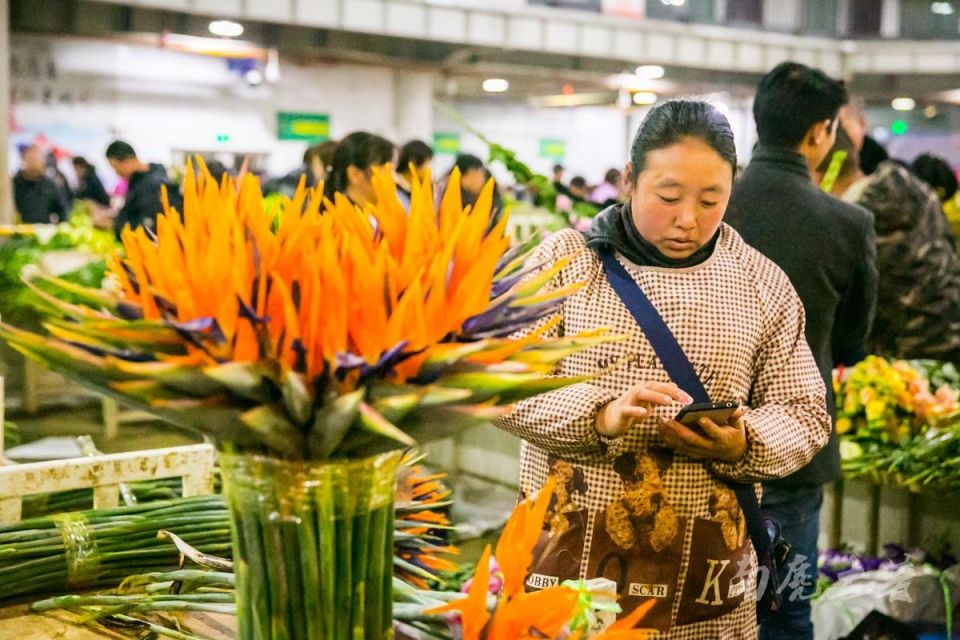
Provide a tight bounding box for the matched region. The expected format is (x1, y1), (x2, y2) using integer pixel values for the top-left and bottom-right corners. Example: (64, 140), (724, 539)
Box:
(433, 132), (461, 155)
(277, 112), (331, 142)
(539, 138), (566, 160)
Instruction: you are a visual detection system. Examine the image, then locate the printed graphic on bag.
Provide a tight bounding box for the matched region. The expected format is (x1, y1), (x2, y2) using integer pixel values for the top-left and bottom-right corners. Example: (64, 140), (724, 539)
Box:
(526, 457), (590, 589)
(675, 486), (750, 626)
(582, 450), (686, 631)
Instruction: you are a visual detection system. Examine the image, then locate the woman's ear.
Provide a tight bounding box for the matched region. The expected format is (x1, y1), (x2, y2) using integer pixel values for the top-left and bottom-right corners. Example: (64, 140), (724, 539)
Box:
(807, 119), (831, 148)
(346, 165), (364, 187)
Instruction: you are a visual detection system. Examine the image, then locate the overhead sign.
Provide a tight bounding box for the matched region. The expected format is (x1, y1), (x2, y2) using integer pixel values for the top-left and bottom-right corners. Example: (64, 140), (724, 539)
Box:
(539, 138), (567, 160)
(433, 132), (461, 155)
(277, 112), (330, 142)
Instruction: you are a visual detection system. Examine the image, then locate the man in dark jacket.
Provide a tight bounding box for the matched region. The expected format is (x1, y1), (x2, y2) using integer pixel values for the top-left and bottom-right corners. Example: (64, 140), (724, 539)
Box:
(106, 140), (181, 237)
(13, 145), (68, 223)
(725, 62), (878, 640)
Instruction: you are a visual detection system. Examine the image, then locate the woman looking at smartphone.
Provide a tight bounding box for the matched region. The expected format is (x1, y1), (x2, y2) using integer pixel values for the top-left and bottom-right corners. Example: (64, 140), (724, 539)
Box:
(495, 100), (829, 638)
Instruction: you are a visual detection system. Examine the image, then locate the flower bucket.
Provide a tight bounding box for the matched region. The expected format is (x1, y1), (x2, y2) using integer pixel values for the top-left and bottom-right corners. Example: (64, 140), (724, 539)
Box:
(220, 450), (402, 640)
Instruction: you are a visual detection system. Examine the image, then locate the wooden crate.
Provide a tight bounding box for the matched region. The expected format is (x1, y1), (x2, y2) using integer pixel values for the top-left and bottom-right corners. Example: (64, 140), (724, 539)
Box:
(0, 443), (216, 524)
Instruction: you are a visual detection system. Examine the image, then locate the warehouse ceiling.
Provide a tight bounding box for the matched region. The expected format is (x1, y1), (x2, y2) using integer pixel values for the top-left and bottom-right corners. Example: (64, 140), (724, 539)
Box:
(10, 0), (960, 106)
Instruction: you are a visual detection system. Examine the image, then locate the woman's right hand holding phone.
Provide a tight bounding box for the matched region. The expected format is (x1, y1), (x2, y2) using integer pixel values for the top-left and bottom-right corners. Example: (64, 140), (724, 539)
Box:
(595, 382), (694, 439)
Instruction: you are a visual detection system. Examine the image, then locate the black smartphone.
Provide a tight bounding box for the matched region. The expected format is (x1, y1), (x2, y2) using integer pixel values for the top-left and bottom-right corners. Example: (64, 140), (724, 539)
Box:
(674, 401), (740, 429)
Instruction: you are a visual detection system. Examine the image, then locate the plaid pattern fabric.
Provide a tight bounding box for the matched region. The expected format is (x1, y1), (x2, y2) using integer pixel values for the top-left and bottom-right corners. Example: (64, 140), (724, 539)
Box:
(496, 226), (829, 638)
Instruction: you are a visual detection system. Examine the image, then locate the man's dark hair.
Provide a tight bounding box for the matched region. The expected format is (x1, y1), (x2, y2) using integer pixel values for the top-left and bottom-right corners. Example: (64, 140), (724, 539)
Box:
(569, 176), (587, 189)
(398, 140), (433, 174)
(753, 61), (848, 149)
(323, 131), (395, 200)
(911, 153), (957, 203)
(105, 140), (137, 161)
(859, 136), (889, 176)
(552, 163), (564, 173)
(629, 100), (737, 183)
(603, 168), (621, 184)
(72, 156), (93, 171)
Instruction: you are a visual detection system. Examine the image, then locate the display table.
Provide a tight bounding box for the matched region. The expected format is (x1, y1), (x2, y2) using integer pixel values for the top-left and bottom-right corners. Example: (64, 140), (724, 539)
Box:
(0, 598), (234, 639)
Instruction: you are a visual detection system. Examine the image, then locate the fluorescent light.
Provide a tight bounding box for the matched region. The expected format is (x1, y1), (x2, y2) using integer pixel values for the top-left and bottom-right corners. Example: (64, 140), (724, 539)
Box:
(891, 97), (916, 111)
(660, 0), (685, 5)
(633, 91), (658, 105)
(482, 78), (509, 93)
(931, 2), (954, 15)
(209, 20), (244, 38)
(636, 65), (665, 79)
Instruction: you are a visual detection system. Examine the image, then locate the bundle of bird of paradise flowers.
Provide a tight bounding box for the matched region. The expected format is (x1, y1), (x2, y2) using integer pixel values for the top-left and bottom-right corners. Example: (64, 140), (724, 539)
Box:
(0, 159), (614, 639)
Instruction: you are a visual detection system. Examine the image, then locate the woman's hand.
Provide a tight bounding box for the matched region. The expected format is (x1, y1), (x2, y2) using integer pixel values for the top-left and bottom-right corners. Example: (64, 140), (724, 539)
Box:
(656, 408), (747, 463)
(595, 382), (693, 439)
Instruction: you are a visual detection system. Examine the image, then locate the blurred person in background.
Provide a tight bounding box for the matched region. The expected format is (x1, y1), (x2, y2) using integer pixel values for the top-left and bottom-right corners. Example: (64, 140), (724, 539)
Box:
(858, 135), (888, 176)
(726, 61), (877, 640)
(13, 144), (68, 223)
(589, 168), (624, 208)
(266, 140), (338, 197)
(396, 139), (434, 208)
(911, 153), (960, 242)
(323, 131), (395, 207)
(106, 140), (182, 237)
(71, 156), (110, 207)
(822, 105), (960, 365)
(453, 153), (503, 217)
(567, 176), (590, 202)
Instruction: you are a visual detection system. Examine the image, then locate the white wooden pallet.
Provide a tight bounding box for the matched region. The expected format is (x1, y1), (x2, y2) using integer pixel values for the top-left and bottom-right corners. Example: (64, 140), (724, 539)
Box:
(0, 443), (216, 524)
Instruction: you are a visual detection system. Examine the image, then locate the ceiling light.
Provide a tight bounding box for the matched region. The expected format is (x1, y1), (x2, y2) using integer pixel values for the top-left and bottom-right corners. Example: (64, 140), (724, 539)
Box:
(633, 91), (658, 105)
(245, 69), (263, 85)
(891, 97), (916, 111)
(924, 104), (939, 118)
(931, 2), (955, 15)
(482, 78), (509, 93)
(660, 0), (685, 5)
(209, 20), (244, 38)
(636, 65), (665, 79)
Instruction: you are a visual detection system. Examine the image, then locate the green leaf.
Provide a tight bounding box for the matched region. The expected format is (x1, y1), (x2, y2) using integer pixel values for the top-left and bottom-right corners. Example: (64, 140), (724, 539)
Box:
(281, 368), (313, 426)
(308, 388), (364, 459)
(356, 401), (415, 449)
(108, 358), (224, 396)
(371, 385), (472, 424)
(204, 361), (278, 403)
(435, 370), (587, 403)
(239, 405), (307, 459)
(24, 271), (119, 311)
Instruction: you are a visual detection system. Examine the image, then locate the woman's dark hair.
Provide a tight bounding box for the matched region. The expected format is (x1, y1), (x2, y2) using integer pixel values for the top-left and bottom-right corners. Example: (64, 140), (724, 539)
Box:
(629, 100), (737, 183)
(304, 140), (338, 170)
(323, 131), (395, 200)
(398, 140), (433, 175)
(753, 61), (848, 149)
(859, 136), (889, 176)
(603, 168), (621, 184)
(454, 153), (485, 175)
(911, 153), (958, 203)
